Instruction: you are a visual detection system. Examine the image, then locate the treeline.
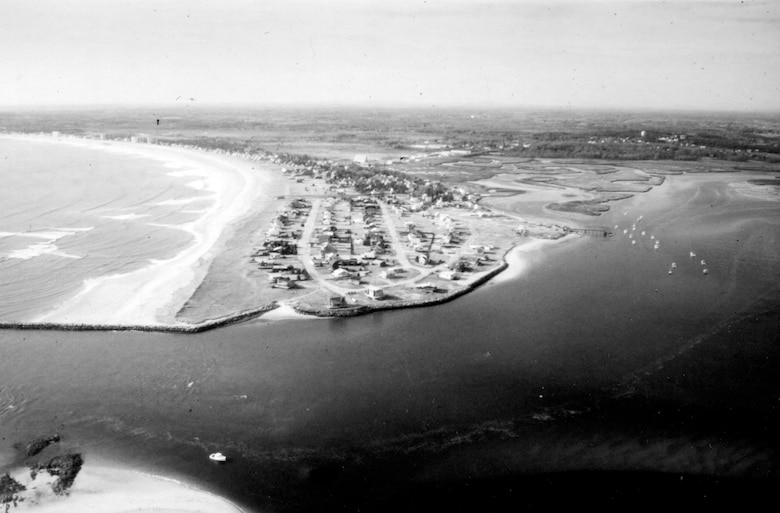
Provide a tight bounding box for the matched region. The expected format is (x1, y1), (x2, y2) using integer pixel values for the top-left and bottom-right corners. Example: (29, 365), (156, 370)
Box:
(329, 163), (453, 200)
(503, 142), (778, 162)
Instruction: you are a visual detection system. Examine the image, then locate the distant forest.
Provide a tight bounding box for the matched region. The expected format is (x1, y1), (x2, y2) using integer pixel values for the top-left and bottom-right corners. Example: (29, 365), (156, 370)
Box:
(2, 106), (779, 163)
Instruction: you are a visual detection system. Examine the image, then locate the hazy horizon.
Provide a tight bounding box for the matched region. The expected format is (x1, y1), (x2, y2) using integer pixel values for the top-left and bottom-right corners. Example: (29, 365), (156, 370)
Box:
(3, 0), (779, 112)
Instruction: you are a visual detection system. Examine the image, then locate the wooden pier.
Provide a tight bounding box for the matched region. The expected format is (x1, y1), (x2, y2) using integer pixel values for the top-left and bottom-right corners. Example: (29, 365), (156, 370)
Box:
(564, 227), (613, 237)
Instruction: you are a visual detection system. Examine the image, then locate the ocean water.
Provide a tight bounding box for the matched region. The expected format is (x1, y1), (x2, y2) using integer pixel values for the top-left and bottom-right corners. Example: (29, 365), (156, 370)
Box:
(1, 169), (779, 511)
(0, 138), (211, 321)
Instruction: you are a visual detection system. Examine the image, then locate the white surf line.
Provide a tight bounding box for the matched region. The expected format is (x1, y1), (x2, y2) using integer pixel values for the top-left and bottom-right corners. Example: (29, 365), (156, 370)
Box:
(29, 138), (263, 325)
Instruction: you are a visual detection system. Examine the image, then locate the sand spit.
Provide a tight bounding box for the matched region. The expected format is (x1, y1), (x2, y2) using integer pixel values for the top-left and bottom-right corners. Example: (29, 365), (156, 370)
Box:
(489, 237), (575, 285)
(1, 134), (280, 327)
(8, 463), (247, 513)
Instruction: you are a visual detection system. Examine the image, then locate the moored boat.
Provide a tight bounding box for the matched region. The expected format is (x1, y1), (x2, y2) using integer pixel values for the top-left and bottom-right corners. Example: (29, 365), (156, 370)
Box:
(209, 452), (228, 462)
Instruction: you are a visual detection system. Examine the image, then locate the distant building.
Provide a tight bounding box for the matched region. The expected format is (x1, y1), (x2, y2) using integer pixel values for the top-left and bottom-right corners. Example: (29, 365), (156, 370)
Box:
(328, 296), (347, 309)
(439, 270), (459, 280)
(51, 131), (60, 137)
(365, 287), (384, 300)
(353, 154), (368, 165)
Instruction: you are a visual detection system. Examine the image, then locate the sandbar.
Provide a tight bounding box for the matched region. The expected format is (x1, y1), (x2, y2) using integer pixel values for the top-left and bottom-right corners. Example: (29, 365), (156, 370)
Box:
(8, 462), (247, 512)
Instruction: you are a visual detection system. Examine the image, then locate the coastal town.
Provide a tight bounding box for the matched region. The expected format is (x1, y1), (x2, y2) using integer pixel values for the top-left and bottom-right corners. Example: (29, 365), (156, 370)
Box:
(185, 144), (572, 318)
(0, 130), (602, 329)
(148, 138), (575, 322)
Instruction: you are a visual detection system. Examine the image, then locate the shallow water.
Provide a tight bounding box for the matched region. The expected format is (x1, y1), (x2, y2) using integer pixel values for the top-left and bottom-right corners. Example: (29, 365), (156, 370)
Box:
(0, 139), (212, 320)
(1, 170), (779, 511)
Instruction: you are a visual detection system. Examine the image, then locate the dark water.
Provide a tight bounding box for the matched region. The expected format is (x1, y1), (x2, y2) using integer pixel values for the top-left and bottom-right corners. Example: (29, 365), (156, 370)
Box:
(1, 173), (779, 511)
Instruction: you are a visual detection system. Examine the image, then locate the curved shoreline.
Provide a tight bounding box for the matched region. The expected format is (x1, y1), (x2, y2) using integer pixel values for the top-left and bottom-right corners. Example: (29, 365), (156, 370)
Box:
(290, 236), (573, 318)
(1, 133), (270, 327)
(6, 461), (250, 513)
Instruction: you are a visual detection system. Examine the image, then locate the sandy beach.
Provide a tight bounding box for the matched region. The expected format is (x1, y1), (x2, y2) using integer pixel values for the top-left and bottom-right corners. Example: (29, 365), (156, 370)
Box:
(0, 134), (286, 326)
(489, 237), (577, 285)
(8, 462), (247, 512)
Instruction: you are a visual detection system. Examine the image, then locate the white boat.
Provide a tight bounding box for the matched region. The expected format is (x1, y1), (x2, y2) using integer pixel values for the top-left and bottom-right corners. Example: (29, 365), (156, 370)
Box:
(690, 251), (696, 258)
(632, 240), (636, 245)
(700, 259), (706, 265)
(703, 269), (709, 275)
(209, 452), (228, 462)
(671, 262), (677, 268)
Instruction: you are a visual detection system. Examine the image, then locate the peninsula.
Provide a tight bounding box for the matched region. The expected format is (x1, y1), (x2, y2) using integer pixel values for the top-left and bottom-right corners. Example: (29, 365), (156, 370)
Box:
(2, 107), (777, 331)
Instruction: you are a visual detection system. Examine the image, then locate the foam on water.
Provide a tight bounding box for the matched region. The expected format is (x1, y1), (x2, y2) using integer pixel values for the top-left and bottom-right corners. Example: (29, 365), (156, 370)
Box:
(0, 137), (216, 321)
(102, 213), (150, 221)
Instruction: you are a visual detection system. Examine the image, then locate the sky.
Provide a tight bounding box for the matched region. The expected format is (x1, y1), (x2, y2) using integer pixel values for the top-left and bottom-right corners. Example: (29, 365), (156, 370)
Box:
(1, 0), (779, 111)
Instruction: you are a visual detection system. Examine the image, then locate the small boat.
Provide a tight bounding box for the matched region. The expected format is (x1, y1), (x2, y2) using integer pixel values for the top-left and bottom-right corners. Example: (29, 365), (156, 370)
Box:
(703, 269), (709, 275)
(623, 229), (628, 234)
(671, 262), (677, 268)
(641, 231), (646, 236)
(700, 259), (706, 265)
(690, 251), (696, 258)
(209, 452), (228, 462)
(650, 235), (655, 240)
(668, 270), (673, 275)
(632, 240), (636, 245)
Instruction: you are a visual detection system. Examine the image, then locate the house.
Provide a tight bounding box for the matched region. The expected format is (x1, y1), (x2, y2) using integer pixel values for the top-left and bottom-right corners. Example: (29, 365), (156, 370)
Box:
(449, 260), (470, 272)
(271, 276), (295, 289)
(415, 282), (438, 293)
(416, 254), (430, 265)
(365, 287), (384, 300)
(328, 296), (347, 309)
(439, 270), (459, 280)
(331, 268), (351, 279)
(380, 269), (397, 279)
